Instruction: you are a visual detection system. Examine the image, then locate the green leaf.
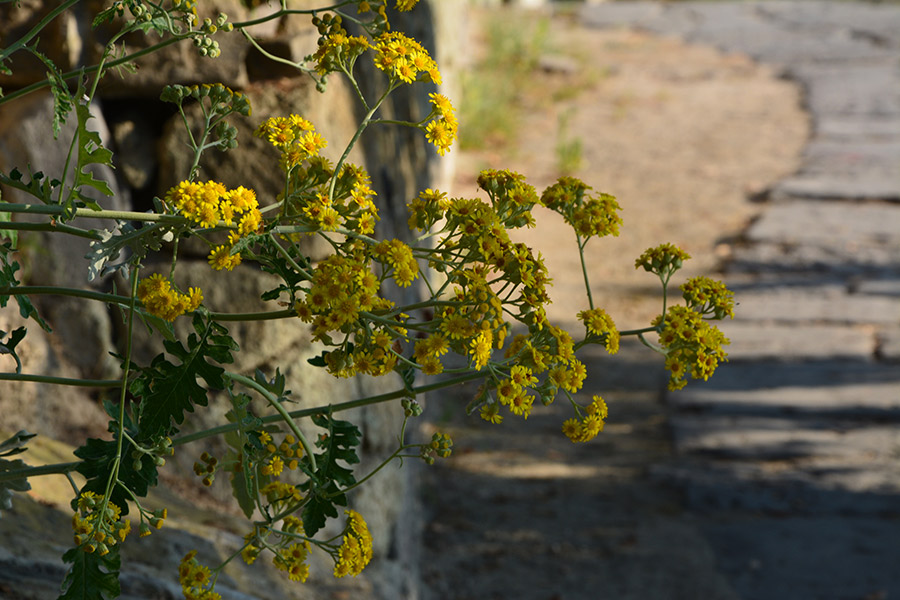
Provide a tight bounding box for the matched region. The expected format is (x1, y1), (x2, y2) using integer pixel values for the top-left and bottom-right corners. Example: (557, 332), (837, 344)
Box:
(25, 42), (74, 139)
(0, 327), (27, 373)
(0, 242), (52, 331)
(301, 412), (362, 536)
(86, 222), (173, 281)
(0, 457), (32, 516)
(0, 430), (37, 457)
(74, 101), (114, 198)
(74, 437), (158, 515)
(59, 545), (121, 600)
(0, 166), (60, 204)
(136, 314), (237, 438)
(223, 393), (263, 519)
(0, 430), (36, 517)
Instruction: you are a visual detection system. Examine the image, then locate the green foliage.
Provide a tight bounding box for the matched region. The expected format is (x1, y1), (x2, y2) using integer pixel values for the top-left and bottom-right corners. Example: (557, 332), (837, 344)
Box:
(0, 167), (61, 205)
(26, 42), (75, 139)
(59, 546), (121, 600)
(0, 326), (27, 373)
(68, 98), (115, 217)
(0, 241), (51, 331)
(86, 223), (174, 281)
(74, 436), (159, 515)
(223, 392), (266, 519)
(0, 430), (36, 517)
(134, 313), (237, 438)
(301, 412), (362, 537)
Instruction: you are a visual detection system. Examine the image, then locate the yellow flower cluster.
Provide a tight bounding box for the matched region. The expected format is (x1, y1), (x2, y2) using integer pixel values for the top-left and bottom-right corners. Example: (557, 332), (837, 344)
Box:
(275, 540), (312, 583)
(434, 271), (506, 367)
(420, 431), (453, 464)
(257, 431), (305, 476)
(491, 364), (539, 421)
(166, 180), (259, 230)
(71, 491), (131, 555)
(296, 253), (385, 344)
(541, 176), (622, 239)
(163, 179), (262, 272)
(178, 550), (220, 600)
(373, 31), (441, 85)
(635, 242), (691, 277)
(577, 307), (620, 354)
(373, 238), (419, 287)
(680, 276), (735, 320)
(424, 93), (458, 156)
(137, 273), (203, 321)
(562, 395), (608, 443)
(413, 332), (450, 375)
(655, 305), (730, 390)
(255, 114), (328, 172)
(334, 509), (373, 578)
(311, 13), (370, 76)
(240, 515), (310, 583)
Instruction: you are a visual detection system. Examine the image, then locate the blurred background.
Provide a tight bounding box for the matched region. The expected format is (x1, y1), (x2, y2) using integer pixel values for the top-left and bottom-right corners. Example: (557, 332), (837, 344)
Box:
(1, 1), (898, 599)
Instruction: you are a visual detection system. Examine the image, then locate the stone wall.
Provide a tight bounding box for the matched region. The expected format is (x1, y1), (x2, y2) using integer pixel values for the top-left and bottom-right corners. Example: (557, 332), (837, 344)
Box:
(0, 1), (464, 598)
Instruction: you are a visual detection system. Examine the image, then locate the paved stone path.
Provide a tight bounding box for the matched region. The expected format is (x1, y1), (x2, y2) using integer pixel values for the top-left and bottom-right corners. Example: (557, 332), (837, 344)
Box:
(580, 2), (900, 598)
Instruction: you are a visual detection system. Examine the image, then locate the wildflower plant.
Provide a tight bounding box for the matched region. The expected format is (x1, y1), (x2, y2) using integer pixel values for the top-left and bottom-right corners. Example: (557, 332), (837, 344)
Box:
(0, 1), (734, 598)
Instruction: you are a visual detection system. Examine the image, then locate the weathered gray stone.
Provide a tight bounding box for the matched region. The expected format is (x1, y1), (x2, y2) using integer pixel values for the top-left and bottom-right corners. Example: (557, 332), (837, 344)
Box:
(719, 322), (874, 360)
(853, 277), (900, 298)
(816, 115), (900, 140)
(790, 62), (900, 117)
(696, 517), (900, 599)
(729, 284), (900, 325)
(746, 200), (900, 247)
(728, 241), (900, 275)
(667, 361), (900, 416)
(877, 327), (900, 362)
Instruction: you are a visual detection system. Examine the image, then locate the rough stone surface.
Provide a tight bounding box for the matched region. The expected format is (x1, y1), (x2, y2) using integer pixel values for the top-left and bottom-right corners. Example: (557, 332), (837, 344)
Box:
(578, 3), (900, 598)
(718, 322), (874, 360)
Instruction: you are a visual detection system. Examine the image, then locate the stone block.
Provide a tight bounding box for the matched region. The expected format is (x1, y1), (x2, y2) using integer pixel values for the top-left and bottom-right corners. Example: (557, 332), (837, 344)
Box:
(667, 360), (900, 416)
(728, 284), (900, 325)
(719, 322), (874, 360)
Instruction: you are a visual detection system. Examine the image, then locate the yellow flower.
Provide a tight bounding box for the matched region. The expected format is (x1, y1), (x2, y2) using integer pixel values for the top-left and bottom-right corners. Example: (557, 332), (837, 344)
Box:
(208, 245), (241, 271)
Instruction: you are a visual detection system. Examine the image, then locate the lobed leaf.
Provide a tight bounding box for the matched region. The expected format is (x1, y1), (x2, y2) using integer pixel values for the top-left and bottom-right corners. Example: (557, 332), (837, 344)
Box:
(59, 545), (121, 600)
(74, 437), (159, 515)
(135, 314), (237, 438)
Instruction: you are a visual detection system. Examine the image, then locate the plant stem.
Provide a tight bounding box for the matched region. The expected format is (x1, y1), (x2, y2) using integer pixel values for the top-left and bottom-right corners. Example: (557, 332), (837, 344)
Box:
(0, 37), (183, 106)
(0, 373), (120, 387)
(0, 0), (81, 63)
(172, 370), (487, 447)
(576, 234), (594, 311)
(0, 461), (81, 484)
(0, 221), (103, 240)
(227, 372), (317, 473)
(0, 203), (185, 224)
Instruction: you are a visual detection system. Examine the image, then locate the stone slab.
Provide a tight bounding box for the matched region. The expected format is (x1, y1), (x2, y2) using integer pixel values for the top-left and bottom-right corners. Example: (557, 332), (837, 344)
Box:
(657, 461), (900, 516)
(788, 62), (900, 118)
(671, 414), (900, 463)
(877, 327), (900, 362)
(719, 322), (874, 360)
(728, 241), (900, 276)
(854, 278), (900, 297)
(755, 1), (900, 49)
(774, 175), (900, 201)
(746, 200), (900, 246)
(816, 115), (900, 141)
(698, 516), (900, 598)
(729, 284), (900, 325)
(667, 361), (900, 416)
